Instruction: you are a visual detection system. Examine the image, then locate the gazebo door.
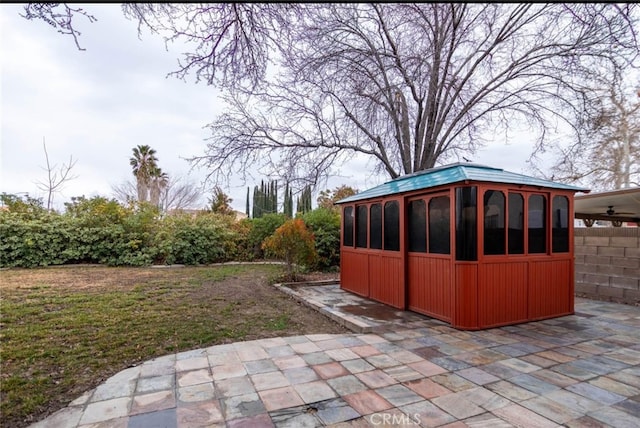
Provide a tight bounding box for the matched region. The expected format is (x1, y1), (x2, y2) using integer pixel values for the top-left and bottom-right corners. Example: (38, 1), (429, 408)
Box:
(406, 193), (453, 322)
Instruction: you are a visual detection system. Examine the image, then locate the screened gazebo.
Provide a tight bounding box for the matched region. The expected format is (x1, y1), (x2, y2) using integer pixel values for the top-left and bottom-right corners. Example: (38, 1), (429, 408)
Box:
(336, 163), (589, 330)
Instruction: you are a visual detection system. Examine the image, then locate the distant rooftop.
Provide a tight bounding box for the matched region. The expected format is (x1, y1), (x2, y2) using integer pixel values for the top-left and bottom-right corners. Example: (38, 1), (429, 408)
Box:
(336, 163), (589, 204)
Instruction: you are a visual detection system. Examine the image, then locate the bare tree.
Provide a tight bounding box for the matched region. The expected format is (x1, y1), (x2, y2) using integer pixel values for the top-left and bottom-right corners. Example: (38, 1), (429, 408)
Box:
(189, 4), (639, 186)
(22, 4), (640, 186)
(35, 138), (78, 211)
(538, 70), (640, 191)
(21, 3), (97, 50)
(112, 175), (203, 212)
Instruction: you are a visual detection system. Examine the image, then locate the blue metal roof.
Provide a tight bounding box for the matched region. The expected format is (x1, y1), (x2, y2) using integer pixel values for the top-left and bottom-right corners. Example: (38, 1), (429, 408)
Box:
(336, 163), (589, 204)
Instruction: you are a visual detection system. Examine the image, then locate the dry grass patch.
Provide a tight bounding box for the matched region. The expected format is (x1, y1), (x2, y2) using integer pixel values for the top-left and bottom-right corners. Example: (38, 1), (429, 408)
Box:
(0, 264), (347, 428)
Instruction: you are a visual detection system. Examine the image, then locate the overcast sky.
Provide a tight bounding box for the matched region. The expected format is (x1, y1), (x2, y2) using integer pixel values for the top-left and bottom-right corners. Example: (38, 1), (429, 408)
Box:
(1, 3), (537, 213)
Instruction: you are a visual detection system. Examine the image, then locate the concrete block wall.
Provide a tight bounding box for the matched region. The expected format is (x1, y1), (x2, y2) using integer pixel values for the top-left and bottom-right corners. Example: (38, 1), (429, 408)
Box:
(574, 227), (640, 304)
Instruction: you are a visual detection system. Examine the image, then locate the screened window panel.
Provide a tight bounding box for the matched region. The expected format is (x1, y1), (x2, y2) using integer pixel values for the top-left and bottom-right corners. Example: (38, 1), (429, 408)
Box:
(356, 205), (368, 248)
(369, 203), (382, 249)
(508, 193), (524, 254)
(552, 195), (569, 253)
(384, 201), (400, 251)
(528, 195), (547, 253)
(408, 200), (427, 252)
(429, 196), (450, 254)
(343, 206), (354, 247)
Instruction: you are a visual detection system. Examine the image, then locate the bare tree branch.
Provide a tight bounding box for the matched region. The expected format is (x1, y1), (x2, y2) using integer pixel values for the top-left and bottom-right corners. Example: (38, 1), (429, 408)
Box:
(35, 138), (78, 211)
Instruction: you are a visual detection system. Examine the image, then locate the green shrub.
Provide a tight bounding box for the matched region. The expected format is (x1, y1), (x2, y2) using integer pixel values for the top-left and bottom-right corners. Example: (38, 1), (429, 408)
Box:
(300, 207), (341, 271)
(247, 213), (286, 258)
(263, 218), (317, 280)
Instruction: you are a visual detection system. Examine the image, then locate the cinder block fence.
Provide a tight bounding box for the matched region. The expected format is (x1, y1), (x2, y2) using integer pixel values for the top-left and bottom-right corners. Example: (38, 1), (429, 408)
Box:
(574, 227), (640, 304)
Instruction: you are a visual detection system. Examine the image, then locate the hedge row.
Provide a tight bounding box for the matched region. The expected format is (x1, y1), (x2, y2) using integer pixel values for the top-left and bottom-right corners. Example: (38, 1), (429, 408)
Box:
(0, 196), (341, 270)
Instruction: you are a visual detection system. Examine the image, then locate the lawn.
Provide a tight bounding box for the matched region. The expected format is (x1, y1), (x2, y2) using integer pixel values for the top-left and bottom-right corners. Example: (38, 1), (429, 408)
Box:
(0, 264), (348, 428)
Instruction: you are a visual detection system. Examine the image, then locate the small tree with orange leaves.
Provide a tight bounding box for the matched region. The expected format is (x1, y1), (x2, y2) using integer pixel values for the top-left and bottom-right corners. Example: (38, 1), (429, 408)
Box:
(262, 218), (317, 281)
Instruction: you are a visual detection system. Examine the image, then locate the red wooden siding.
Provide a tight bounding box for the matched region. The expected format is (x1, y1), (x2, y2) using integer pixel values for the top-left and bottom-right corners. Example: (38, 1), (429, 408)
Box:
(340, 250), (369, 297)
(478, 262), (528, 328)
(528, 259), (572, 319)
(453, 264), (478, 329)
(369, 254), (404, 308)
(408, 256), (452, 321)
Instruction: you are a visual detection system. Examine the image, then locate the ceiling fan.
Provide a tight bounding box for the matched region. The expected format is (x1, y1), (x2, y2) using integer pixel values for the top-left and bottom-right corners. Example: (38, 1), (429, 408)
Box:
(605, 205), (635, 216)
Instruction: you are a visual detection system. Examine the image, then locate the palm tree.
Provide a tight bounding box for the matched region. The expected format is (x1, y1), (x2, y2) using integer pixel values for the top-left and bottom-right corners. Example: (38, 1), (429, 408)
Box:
(149, 166), (169, 208)
(129, 145), (159, 202)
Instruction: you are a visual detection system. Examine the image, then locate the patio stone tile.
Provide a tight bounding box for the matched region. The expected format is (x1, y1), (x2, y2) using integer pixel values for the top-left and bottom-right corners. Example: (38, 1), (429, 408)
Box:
(130, 390), (175, 416)
(604, 348), (640, 365)
(220, 393), (266, 420)
(587, 406), (640, 428)
(485, 380), (538, 402)
(259, 386), (304, 411)
(294, 380), (338, 404)
(211, 363), (246, 381)
(90, 380), (135, 402)
(226, 412), (273, 428)
(314, 398), (361, 425)
(356, 334), (388, 345)
(365, 354), (401, 370)
(216, 376), (255, 398)
(492, 403), (558, 428)
(407, 360), (448, 376)
(290, 341), (322, 354)
(30, 406), (83, 428)
(327, 375), (368, 396)
(608, 370), (640, 389)
(375, 384), (424, 407)
(567, 382), (626, 405)
(135, 375), (174, 394)
(520, 354), (558, 369)
(326, 348), (360, 362)
(80, 397), (131, 425)
(565, 415), (610, 428)
(521, 396), (584, 425)
(266, 345), (296, 358)
(269, 404), (322, 428)
(77, 416), (129, 428)
(387, 349), (423, 364)
(313, 362), (350, 380)
(545, 389), (603, 414)
(431, 391), (485, 419)
(459, 413), (513, 428)
(454, 349), (510, 366)
(613, 398), (640, 415)
(128, 408), (177, 428)
(458, 387), (511, 411)
(207, 351), (241, 367)
(530, 369), (579, 388)
(244, 359), (278, 375)
(383, 365), (423, 383)
(496, 357), (541, 374)
(251, 371), (290, 391)
(569, 356), (630, 376)
(551, 362), (598, 381)
(301, 351), (333, 365)
(430, 357), (473, 373)
(341, 358), (375, 374)
(509, 374), (561, 395)
(400, 400), (455, 427)
(314, 338), (345, 351)
(177, 383), (215, 403)
(175, 357), (209, 372)
(455, 367), (500, 385)
(235, 345), (270, 362)
(355, 369), (397, 389)
(536, 350), (576, 363)
(139, 361), (174, 378)
(343, 390), (393, 415)
(176, 349), (207, 360)
(337, 336), (367, 347)
(282, 366), (319, 385)
(350, 345), (382, 358)
(273, 355), (308, 370)
(589, 376), (640, 397)
(430, 373), (477, 392)
(177, 369), (213, 387)
(404, 378), (451, 399)
(412, 346), (447, 360)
